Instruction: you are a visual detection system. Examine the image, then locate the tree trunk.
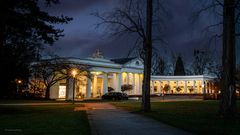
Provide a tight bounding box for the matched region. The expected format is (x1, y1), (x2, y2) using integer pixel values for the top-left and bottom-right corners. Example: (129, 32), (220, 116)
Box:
(141, 0), (152, 112)
(45, 86), (50, 99)
(219, 0), (237, 117)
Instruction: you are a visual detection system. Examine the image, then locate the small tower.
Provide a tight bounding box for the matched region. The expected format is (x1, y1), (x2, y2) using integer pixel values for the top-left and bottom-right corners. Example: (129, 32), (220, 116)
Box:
(92, 49), (104, 58)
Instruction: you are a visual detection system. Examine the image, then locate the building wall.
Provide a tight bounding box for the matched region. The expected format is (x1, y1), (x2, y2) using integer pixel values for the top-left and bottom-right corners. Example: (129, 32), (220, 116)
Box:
(43, 57), (216, 100)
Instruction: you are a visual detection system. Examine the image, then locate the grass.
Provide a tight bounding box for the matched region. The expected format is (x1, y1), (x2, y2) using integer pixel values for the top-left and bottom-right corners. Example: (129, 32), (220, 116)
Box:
(0, 99), (66, 104)
(112, 100), (240, 135)
(0, 104), (90, 135)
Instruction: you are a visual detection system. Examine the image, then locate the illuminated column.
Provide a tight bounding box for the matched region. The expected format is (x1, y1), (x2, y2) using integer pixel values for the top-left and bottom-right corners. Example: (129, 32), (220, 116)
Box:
(135, 74), (139, 94)
(138, 73), (141, 94)
(103, 73), (108, 94)
(153, 81), (155, 94)
(111, 73), (117, 90)
(206, 81), (209, 94)
(202, 80), (205, 94)
(93, 74), (97, 97)
(159, 81), (162, 93)
(111, 74), (114, 89)
(184, 81), (187, 94)
(139, 74), (143, 94)
(176, 81), (178, 94)
(208, 82), (211, 94)
(132, 73), (135, 94)
(117, 73), (122, 92)
(168, 80), (170, 94)
(86, 77), (91, 98)
(126, 72), (129, 84)
(193, 80), (196, 93)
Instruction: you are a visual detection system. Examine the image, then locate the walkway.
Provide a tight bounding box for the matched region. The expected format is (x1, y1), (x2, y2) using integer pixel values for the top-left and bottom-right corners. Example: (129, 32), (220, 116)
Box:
(85, 103), (194, 135)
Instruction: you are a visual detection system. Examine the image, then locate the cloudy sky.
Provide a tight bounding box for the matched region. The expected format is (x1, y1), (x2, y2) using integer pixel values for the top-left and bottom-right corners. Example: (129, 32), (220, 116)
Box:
(42, 0), (222, 62)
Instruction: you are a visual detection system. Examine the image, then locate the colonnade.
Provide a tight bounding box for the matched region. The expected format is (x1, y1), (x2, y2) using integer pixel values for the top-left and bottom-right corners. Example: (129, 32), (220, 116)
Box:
(66, 74), (216, 100)
(150, 80), (216, 94)
(85, 72), (143, 98)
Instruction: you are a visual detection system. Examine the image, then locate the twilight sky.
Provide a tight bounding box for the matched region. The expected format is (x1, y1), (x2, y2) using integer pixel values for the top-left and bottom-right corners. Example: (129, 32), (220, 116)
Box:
(42, 0), (222, 62)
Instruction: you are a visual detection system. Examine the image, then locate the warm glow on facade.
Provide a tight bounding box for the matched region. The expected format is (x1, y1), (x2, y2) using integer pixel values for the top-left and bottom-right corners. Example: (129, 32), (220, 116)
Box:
(41, 56), (216, 100)
(71, 69), (78, 78)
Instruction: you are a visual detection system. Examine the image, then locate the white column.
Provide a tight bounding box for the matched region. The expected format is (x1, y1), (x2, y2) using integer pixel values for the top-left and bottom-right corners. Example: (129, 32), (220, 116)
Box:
(176, 81), (178, 94)
(202, 80), (205, 94)
(184, 81), (187, 94)
(159, 81), (162, 94)
(126, 72), (129, 84)
(103, 73), (108, 94)
(138, 73), (141, 94)
(206, 81), (209, 94)
(93, 75), (97, 97)
(112, 73), (117, 90)
(117, 73), (122, 92)
(151, 81), (154, 94)
(135, 74), (139, 94)
(111, 74), (114, 89)
(193, 80), (196, 93)
(86, 77), (91, 98)
(132, 73), (135, 94)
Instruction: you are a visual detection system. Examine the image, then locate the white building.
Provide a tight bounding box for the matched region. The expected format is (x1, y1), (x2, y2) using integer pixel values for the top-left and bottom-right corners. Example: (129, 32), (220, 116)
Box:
(47, 53), (216, 100)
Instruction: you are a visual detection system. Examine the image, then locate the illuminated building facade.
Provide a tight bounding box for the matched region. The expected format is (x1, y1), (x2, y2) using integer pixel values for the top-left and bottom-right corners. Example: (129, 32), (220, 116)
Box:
(47, 51), (216, 100)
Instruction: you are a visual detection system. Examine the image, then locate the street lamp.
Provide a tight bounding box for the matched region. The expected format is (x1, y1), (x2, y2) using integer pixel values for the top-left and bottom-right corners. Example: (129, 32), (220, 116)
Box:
(71, 69), (78, 104)
(16, 79), (22, 93)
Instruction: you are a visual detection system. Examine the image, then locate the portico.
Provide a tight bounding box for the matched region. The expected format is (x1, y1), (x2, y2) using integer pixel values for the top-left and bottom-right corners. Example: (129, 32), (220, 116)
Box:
(49, 55), (144, 99)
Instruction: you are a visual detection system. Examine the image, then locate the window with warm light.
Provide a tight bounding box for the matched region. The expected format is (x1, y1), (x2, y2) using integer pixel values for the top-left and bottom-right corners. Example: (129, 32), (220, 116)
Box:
(59, 85), (66, 98)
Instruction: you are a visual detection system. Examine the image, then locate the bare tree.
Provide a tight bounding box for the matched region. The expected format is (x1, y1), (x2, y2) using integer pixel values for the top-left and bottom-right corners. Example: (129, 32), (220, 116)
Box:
(93, 0), (167, 112)
(195, 0), (237, 117)
(192, 49), (213, 75)
(30, 58), (89, 99)
(152, 54), (165, 75)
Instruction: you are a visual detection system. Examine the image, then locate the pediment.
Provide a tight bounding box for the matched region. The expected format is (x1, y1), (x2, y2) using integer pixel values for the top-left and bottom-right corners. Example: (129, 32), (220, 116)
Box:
(123, 58), (143, 69)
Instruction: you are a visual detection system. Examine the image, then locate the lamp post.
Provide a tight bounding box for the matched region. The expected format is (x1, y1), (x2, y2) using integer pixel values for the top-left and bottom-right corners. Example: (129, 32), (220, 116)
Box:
(71, 69), (77, 104)
(16, 79), (22, 93)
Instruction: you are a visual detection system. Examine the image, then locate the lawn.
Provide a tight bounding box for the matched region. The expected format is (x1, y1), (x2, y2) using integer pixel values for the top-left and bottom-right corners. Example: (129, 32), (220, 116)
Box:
(0, 104), (90, 135)
(112, 100), (240, 135)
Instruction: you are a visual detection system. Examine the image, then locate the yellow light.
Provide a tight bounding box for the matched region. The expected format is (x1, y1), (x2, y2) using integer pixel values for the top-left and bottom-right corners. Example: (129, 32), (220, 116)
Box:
(71, 69), (78, 78)
(91, 71), (102, 75)
(17, 80), (22, 84)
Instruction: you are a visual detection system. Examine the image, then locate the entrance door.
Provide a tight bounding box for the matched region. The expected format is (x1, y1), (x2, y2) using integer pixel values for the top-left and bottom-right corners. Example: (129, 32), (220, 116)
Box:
(59, 85), (66, 98)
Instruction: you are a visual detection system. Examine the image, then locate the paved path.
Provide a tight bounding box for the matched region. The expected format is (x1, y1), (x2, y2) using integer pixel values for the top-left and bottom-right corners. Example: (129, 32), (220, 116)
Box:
(85, 103), (194, 135)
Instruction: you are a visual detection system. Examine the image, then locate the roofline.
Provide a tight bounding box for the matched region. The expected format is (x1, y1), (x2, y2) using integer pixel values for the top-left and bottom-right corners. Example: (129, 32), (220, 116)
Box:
(151, 75), (216, 80)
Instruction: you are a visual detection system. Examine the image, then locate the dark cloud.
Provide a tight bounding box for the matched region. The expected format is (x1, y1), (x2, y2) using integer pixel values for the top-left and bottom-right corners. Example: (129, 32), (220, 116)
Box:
(40, 0), (114, 15)
(43, 0), (222, 63)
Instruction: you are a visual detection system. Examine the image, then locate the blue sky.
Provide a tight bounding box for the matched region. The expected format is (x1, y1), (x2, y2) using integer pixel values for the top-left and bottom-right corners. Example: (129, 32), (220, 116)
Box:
(41, 0), (222, 63)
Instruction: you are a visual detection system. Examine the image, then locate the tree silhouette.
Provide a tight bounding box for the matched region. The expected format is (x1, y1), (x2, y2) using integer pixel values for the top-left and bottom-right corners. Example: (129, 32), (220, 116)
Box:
(174, 56), (185, 76)
(93, 0), (167, 112)
(0, 0), (72, 97)
(195, 0), (238, 117)
(192, 49), (213, 75)
(31, 58), (90, 99)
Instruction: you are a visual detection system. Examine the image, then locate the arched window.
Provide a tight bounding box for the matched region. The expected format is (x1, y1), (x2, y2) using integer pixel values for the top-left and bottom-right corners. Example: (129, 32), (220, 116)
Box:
(135, 61), (139, 66)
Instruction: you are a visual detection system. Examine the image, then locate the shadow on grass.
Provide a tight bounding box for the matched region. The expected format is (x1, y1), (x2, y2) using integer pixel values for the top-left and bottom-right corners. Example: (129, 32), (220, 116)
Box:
(0, 105), (90, 135)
